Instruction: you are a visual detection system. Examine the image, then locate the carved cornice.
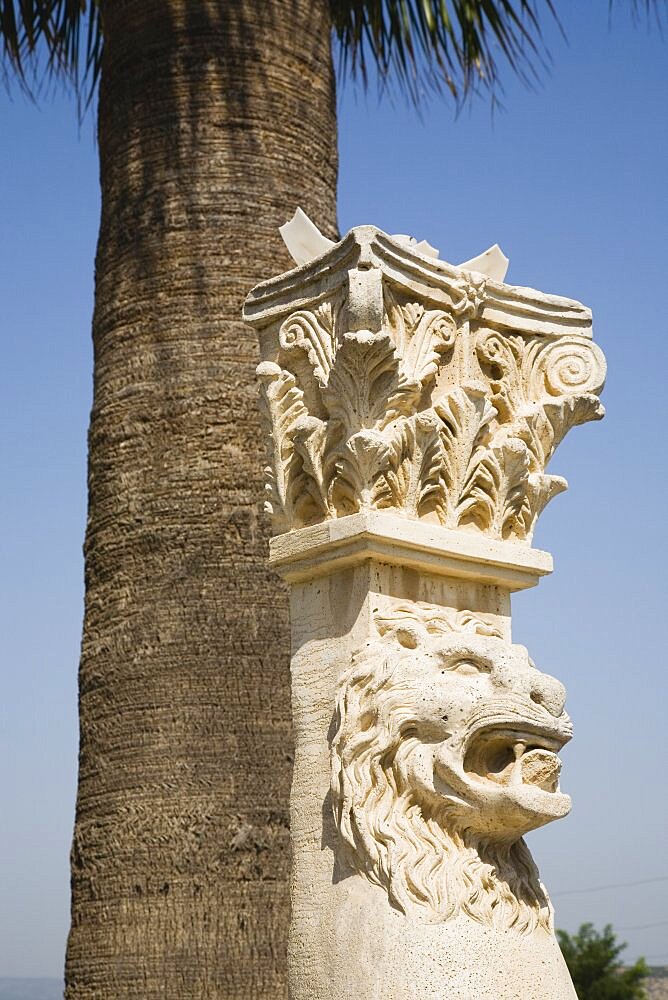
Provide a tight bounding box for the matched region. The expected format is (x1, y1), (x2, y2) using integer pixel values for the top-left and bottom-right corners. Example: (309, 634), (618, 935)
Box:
(244, 227), (606, 549)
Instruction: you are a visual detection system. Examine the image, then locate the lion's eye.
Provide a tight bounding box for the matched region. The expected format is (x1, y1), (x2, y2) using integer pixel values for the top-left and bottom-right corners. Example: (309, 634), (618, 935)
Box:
(452, 659), (488, 676)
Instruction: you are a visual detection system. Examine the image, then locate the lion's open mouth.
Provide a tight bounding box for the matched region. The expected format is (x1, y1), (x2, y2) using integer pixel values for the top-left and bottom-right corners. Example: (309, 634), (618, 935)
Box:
(464, 728), (565, 793)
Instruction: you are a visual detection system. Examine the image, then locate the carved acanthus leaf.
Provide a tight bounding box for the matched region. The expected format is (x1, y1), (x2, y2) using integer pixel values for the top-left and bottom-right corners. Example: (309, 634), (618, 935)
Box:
(542, 393), (605, 459)
(417, 386), (495, 526)
(467, 329), (607, 538)
(256, 362), (309, 532)
(385, 286), (457, 386)
(457, 439), (532, 539)
(322, 331), (410, 433)
(329, 430), (396, 514)
(524, 472), (568, 535)
(278, 300), (337, 385)
(377, 420), (414, 515)
(291, 417), (330, 525)
(476, 331), (525, 425)
(255, 278), (605, 542)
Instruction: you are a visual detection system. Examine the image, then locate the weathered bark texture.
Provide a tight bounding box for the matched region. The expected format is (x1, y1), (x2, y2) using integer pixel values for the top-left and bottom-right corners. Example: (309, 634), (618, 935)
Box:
(65, 2), (337, 996)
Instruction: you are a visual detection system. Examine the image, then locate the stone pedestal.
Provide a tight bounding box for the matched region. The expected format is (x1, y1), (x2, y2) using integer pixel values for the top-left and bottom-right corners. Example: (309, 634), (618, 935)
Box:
(244, 226), (606, 999)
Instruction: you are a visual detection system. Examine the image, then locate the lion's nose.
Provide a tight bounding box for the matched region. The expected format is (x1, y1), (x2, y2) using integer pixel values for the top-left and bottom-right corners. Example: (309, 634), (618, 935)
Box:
(528, 672), (566, 718)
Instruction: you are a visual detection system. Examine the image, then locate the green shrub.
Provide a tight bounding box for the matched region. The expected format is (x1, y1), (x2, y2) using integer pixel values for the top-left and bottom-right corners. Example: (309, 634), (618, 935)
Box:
(557, 923), (649, 1000)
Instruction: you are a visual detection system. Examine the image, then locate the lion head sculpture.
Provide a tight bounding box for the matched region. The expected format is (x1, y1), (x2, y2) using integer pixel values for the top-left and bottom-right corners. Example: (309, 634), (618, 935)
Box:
(330, 604), (573, 934)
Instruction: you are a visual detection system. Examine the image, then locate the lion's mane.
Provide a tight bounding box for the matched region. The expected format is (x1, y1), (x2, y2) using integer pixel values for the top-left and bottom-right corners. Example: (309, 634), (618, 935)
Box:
(330, 607), (552, 934)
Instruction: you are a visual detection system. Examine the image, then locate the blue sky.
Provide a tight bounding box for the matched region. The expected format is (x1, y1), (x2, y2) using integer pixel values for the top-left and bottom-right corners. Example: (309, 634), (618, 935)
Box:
(1, 2), (667, 979)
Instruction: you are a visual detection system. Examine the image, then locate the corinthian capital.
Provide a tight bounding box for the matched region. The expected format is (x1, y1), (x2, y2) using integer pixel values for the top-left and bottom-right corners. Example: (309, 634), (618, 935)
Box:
(244, 226), (605, 562)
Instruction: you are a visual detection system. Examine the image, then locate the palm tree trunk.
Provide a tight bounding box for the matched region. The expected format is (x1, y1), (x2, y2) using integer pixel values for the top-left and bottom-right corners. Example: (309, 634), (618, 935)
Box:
(65, 2), (337, 996)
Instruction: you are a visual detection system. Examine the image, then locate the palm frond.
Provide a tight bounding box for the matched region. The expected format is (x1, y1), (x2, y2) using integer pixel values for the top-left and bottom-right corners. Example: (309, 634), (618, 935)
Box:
(618, 0), (668, 30)
(330, 0), (666, 104)
(330, 0), (557, 102)
(1, 0), (101, 105)
(0, 1), (665, 109)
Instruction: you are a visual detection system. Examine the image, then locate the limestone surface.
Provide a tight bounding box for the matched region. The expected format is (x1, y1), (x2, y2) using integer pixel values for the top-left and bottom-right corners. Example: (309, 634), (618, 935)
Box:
(245, 224), (606, 999)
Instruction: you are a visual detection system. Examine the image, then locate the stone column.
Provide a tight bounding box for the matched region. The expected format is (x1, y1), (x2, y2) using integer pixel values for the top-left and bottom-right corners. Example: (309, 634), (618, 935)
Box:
(244, 226), (606, 1000)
